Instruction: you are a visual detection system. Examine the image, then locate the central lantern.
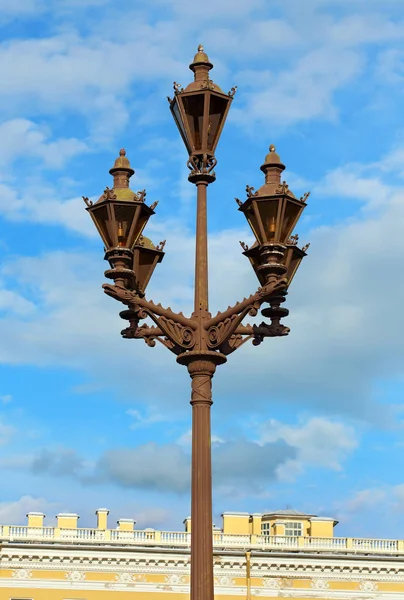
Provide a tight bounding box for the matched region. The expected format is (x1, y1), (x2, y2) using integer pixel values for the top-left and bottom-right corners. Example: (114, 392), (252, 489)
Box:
(169, 45), (234, 164)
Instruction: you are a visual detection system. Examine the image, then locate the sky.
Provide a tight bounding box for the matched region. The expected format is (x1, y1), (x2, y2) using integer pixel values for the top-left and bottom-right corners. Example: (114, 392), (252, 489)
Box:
(1, 0), (404, 540)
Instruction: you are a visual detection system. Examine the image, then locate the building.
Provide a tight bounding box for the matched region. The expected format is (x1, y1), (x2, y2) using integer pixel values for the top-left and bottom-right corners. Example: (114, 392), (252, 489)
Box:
(1, 508), (403, 599)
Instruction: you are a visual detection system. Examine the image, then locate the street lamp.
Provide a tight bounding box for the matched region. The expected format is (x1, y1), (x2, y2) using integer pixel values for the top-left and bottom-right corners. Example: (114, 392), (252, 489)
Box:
(84, 45), (309, 600)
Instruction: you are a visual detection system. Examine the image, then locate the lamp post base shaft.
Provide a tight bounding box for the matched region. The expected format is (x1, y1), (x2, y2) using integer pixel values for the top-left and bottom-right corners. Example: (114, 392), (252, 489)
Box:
(189, 359), (215, 600)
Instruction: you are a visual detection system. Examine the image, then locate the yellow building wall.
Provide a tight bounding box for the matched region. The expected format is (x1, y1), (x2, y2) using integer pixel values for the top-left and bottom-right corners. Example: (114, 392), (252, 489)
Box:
(96, 509), (109, 530)
(222, 514), (250, 534)
(309, 520), (334, 537)
(249, 514), (261, 534)
(57, 514), (79, 528)
(27, 512), (45, 528)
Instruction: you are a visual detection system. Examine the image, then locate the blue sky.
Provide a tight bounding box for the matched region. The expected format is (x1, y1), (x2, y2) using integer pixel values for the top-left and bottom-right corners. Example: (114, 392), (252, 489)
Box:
(1, 0), (404, 538)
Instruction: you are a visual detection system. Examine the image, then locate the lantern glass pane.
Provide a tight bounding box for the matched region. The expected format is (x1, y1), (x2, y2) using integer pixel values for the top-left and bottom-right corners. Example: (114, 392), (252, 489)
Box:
(207, 94), (229, 151)
(113, 204), (139, 248)
(172, 101), (190, 151)
(182, 94), (205, 151)
(246, 208), (262, 243)
(281, 202), (302, 243)
(285, 247), (304, 287)
(91, 204), (112, 247)
(138, 251), (155, 293)
(259, 199), (279, 243)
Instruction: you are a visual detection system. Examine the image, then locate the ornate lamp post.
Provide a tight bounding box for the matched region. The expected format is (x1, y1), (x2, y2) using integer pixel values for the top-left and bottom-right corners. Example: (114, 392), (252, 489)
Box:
(84, 46), (309, 600)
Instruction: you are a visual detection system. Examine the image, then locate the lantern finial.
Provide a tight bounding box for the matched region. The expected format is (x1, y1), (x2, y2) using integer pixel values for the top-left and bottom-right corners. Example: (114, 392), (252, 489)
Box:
(109, 148), (135, 188)
(190, 44), (213, 72)
(264, 144), (283, 166)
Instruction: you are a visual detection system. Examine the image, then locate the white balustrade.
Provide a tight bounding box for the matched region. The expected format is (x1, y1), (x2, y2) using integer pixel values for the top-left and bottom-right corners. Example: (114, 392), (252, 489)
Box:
(304, 537), (348, 550)
(0, 526), (402, 556)
(161, 531), (190, 545)
(353, 538), (398, 552)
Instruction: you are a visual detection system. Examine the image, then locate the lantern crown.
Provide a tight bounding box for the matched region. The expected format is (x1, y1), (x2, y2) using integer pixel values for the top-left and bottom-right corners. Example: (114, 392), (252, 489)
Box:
(190, 44), (213, 72)
(85, 149), (155, 252)
(169, 46), (233, 163)
(258, 144), (289, 196)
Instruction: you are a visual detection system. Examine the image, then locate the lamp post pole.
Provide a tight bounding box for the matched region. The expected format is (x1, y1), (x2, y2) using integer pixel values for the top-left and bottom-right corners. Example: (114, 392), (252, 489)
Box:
(85, 46), (310, 600)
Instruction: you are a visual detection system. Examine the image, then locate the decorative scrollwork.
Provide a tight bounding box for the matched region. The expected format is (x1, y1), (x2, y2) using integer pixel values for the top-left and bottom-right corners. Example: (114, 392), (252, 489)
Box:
(167, 96), (173, 103)
(150, 201), (158, 210)
(235, 197), (243, 207)
(258, 278), (288, 301)
(248, 300), (261, 316)
(246, 185), (258, 198)
(103, 187), (117, 200)
(200, 78), (215, 91)
(157, 317), (195, 350)
(228, 86), (237, 98)
(136, 189), (147, 202)
(239, 241), (249, 251)
(187, 154), (217, 177)
(220, 334), (253, 356)
(173, 82), (184, 94)
(82, 196), (92, 207)
(287, 234), (299, 245)
(252, 322), (290, 345)
(302, 242), (310, 252)
(275, 181), (289, 195)
(156, 240), (166, 251)
(300, 191), (310, 203)
(207, 297), (261, 351)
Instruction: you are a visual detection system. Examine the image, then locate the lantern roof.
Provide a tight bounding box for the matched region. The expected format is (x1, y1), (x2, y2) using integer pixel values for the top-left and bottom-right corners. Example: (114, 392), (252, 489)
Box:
(137, 235), (156, 250)
(263, 144), (284, 167)
(190, 44), (213, 70)
(183, 45), (224, 94)
(110, 148), (134, 176)
(257, 144), (295, 198)
(94, 149), (139, 204)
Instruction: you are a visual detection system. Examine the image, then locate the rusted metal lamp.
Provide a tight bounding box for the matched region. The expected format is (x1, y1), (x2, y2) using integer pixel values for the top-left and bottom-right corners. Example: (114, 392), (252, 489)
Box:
(238, 145), (310, 333)
(132, 236), (166, 296)
(242, 238), (309, 289)
(237, 145), (308, 246)
(86, 47), (310, 600)
(83, 149), (158, 290)
(169, 44), (234, 181)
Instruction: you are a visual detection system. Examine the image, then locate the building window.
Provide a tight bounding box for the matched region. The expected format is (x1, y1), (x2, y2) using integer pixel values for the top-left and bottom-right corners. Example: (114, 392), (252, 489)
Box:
(261, 522), (271, 535)
(284, 521), (303, 537)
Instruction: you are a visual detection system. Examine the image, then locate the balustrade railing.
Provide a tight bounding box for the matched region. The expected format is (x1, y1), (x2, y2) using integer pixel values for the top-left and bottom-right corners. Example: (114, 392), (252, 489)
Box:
(1, 526), (403, 555)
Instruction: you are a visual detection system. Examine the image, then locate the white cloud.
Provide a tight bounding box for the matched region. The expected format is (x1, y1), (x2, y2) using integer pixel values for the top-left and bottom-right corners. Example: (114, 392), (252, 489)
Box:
(0, 181), (95, 237)
(0, 495), (58, 525)
(0, 419), (15, 445)
(126, 408), (172, 430)
(259, 417), (358, 480)
(0, 394), (12, 404)
(341, 488), (387, 514)
(0, 0), (43, 18)
(233, 46), (363, 127)
(0, 289), (36, 315)
(0, 119), (87, 169)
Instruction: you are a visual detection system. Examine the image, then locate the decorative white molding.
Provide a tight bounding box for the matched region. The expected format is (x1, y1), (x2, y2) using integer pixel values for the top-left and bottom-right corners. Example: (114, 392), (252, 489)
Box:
(262, 577), (281, 589)
(65, 570), (86, 582)
(11, 568), (32, 579)
(164, 574), (187, 585)
(311, 578), (330, 590)
(359, 581), (378, 592)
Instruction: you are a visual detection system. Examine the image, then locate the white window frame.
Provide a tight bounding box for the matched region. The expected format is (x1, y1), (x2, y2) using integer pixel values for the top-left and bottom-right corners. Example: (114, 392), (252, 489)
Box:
(261, 521), (271, 534)
(284, 521), (303, 537)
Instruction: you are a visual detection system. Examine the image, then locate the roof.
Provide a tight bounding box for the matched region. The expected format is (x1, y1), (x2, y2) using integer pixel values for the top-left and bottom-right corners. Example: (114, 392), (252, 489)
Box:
(262, 509), (315, 518)
(262, 509), (337, 524)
